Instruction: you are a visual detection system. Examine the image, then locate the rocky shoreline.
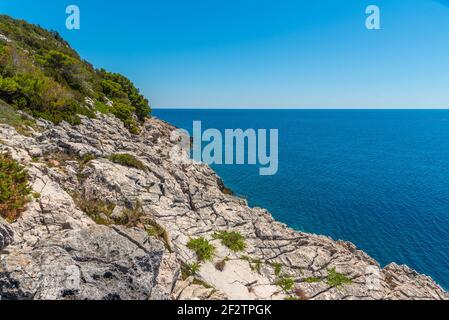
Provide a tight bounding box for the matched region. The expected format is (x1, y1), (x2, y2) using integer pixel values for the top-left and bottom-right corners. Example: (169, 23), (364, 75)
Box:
(0, 113), (447, 300)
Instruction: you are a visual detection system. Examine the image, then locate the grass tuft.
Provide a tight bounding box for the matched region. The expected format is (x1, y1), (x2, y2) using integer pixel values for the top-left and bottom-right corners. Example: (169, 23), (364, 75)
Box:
(304, 277), (321, 284)
(212, 230), (246, 252)
(181, 261), (201, 279)
(275, 276), (295, 292)
(326, 268), (352, 287)
(272, 262), (282, 276)
(71, 193), (115, 225)
(187, 237), (216, 262)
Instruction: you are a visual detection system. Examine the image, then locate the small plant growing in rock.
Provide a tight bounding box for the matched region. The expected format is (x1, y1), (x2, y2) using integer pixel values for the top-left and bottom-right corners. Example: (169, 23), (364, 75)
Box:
(326, 268), (352, 287)
(146, 225), (164, 238)
(32, 192), (41, 199)
(252, 259), (262, 274)
(212, 230), (246, 252)
(189, 262), (200, 274)
(276, 275), (295, 292)
(143, 218), (171, 251)
(79, 153), (96, 169)
(304, 277), (321, 284)
(114, 203), (144, 227)
(272, 262), (282, 276)
(187, 237), (216, 262)
(0, 152), (32, 221)
(108, 153), (145, 170)
(181, 261), (201, 279)
(185, 262), (200, 276)
(240, 256), (263, 274)
(72, 193), (115, 225)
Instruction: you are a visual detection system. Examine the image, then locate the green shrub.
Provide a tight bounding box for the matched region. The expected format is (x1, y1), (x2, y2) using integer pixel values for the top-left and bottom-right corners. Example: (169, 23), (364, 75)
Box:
(187, 237), (215, 262)
(109, 101), (141, 133)
(0, 101), (36, 134)
(108, 153), (145, 170)
(144, 218), (171, 251)
(326, 268), (352, 287)
(0, 15), (151, 131)
(0, 152), (31, 221)
(212, 230), (246, 252)
(0, 72), (96, 125)
(94, 100), (111, 114)
(100, 79), (127, 99)
(97, 69), (150, 121)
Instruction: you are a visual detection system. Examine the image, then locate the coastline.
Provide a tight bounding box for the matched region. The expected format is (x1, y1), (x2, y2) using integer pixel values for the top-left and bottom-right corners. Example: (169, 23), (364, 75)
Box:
(154, 108), (449, 292)
(1, 113), (447, 300)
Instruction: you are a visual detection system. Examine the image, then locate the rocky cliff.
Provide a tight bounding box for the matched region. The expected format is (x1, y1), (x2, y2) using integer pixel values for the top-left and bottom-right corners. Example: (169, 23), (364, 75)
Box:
(0, 113), (447, 300)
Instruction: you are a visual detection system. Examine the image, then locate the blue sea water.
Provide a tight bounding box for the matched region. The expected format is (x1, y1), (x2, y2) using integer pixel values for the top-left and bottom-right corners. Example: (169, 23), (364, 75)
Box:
(154, 109), (449, 290)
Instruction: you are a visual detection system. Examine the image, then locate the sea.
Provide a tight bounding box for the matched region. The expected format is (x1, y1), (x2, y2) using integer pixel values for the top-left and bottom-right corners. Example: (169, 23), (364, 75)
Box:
(154, 109), (449, 290)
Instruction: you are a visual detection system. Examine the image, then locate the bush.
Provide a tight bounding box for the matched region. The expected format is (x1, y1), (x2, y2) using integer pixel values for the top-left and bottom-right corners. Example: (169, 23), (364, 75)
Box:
(212, 231), (246, 252)
(0, 152), (31, 221)
(108, 153), (145, 170)
(326, 268), (352, 287)
(187, 237), (215, 262)
(97, 69), (151, 121)
(109, 101), (140, 133)
(0, 15), (151, 131)
(0, 101), (36, 134)
(0, 72), (93, 125)
(94, 100), (111, 114)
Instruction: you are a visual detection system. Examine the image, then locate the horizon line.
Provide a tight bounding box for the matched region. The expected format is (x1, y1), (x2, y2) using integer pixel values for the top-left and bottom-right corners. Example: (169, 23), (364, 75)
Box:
(153, 106), (449, 110)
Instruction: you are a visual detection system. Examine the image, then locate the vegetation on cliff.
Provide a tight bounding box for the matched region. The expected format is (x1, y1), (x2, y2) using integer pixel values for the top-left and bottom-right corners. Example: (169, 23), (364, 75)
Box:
(0, 152), (31, 221)
(108, 153), (146, 170)
(212, 230), (246, 252)
(187, 237), (216, 262)
(0, 15), (150, 131)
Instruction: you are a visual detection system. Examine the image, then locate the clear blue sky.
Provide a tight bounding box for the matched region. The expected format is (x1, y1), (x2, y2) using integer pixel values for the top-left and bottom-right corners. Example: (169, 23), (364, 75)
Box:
(2, 0), (449, 108)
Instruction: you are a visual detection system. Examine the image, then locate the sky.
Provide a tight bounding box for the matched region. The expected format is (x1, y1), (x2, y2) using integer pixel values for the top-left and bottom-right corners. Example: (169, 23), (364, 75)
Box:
(1, 0), (449, 108)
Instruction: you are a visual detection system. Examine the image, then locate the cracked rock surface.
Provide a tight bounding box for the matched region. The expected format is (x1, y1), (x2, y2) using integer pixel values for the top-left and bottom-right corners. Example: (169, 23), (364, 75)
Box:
(0, 114), (447, 300)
